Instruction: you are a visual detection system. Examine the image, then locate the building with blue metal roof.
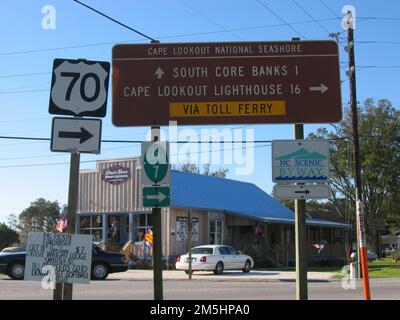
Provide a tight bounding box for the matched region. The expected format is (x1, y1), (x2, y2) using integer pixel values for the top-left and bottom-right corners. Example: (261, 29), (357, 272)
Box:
(77, 158), (352, 267)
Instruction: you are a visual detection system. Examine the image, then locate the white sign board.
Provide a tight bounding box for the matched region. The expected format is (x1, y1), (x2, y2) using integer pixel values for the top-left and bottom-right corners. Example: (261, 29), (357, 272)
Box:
(24, 232), (92, 284)
(272, 139), (330, 183)
(49, 59), (110, 117)
(273, 184), (331, 200)
(51, 117), (102, 154)
(176, 217), (199, 242)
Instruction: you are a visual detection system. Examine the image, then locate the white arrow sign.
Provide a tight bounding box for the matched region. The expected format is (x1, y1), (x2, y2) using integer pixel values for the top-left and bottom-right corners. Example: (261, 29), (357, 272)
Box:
(273, 184), (331, 199)
(154, 67), (165, 79)
(309, 83), (328, 94)
(51, 117), (102, 154)
(145, 191), (168, 202)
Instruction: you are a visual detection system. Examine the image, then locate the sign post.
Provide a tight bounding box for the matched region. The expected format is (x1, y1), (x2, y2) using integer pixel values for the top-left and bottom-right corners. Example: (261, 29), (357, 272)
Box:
(48, 58), (110, 300)
(149, 128), (164, 300)
(293, 124), (308, 301)
(62, 151), (80, 300)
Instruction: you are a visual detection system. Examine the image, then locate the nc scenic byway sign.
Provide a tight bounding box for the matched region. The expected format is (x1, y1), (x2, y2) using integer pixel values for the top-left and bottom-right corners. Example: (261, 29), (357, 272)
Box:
(112, 41), (341, 126)
(272, 139), (330, 183)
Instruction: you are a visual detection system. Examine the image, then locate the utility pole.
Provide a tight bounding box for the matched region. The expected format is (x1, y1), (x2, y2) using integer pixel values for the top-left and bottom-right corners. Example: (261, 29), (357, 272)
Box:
(346, 11), (371, 300)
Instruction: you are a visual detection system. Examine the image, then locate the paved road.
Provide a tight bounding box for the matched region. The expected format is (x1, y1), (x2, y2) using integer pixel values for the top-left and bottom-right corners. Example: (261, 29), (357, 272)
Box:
(0, 271), (399, 300)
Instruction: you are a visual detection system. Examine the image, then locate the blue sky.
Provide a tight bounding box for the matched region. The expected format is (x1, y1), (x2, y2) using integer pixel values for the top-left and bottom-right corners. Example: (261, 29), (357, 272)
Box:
(0, 0), (399, 223)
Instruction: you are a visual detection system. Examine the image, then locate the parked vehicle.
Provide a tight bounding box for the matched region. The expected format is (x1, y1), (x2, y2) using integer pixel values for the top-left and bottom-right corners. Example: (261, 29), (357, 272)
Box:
(175, 245), (254, 275)
(367, 251), (377, 262)
(0, 243), (127, 280)
(1, 247), (25, 253)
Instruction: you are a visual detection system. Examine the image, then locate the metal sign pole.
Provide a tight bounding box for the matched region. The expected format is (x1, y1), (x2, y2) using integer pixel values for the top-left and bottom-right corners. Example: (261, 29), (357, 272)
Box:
(294, 124), (308, 300)
(151, 127), (163, 300)
(187, 208), (193, 279)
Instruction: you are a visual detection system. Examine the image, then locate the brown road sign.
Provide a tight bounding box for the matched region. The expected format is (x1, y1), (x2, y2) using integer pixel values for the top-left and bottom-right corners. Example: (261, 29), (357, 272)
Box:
(112, 41), (341, 126)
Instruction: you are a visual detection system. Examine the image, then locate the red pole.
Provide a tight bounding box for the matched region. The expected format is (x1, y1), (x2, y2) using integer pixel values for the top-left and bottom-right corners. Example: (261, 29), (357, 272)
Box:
(357, 200), (371, 300)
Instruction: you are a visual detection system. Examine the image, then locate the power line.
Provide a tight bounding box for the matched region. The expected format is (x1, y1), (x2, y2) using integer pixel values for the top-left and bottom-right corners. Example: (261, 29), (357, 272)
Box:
(358, 17), (400, 21)
(256, 0), (307, 39)
(176, 0), (243, 40)
(71, 0), (157, 42)
(319, 0), (340, 18)
(0, 72), (50, 79)
(0, 18), (342, 58)
(291, 0), (331, 35)
(0, 89), (48, 95)
(355, 40), (400, 44)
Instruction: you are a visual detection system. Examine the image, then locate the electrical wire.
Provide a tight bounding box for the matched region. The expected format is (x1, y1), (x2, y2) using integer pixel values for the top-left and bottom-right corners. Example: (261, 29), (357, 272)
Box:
(256, 0), (307, 39)
(291, 0), (331, 35)
(176, 0), (243, 40)
(0, 18), (343, 58)
(71, 0), (157, 42)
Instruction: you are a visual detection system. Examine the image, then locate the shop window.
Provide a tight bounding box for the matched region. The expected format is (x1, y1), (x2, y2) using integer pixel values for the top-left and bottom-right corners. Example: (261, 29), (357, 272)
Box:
(108, 215), (120, 243)
(209, 220), (223, 245)
(132, 213), (153, 243)
(79, 215), (103, 242)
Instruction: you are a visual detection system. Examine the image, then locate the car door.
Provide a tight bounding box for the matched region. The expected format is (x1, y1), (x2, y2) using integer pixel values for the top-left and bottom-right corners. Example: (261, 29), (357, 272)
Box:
(226, 246), (242, 269)
(219, 246), (235, 269)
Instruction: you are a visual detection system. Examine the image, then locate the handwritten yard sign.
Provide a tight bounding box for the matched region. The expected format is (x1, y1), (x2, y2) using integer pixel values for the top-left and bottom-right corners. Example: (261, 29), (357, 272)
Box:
(24, 232), (93, 284)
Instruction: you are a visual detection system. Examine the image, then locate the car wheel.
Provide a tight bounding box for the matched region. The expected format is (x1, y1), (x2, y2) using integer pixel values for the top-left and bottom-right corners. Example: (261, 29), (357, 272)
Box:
(213, 262), (224, 275)
(185, 270), (193, 275)
(8, 262), (25, 280)
(91, 262), (109, 280)
(243, 260), (251, 273)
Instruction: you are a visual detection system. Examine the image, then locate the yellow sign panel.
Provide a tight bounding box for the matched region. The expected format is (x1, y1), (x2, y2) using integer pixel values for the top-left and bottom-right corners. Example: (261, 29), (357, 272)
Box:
(170, 101), (286, 117)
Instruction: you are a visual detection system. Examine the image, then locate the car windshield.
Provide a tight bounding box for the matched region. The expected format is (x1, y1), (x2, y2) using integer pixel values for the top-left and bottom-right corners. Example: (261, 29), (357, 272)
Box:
(191, 247), (213, 255)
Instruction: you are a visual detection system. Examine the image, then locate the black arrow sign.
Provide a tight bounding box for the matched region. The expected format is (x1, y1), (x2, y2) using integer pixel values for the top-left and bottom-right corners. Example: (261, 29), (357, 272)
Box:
(58, 127), (93, 144)
(295, 189), (310, 195)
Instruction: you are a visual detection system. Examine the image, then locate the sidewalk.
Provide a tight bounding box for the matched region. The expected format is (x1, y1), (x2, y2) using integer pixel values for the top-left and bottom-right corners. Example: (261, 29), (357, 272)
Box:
(108, 269), (334, 282)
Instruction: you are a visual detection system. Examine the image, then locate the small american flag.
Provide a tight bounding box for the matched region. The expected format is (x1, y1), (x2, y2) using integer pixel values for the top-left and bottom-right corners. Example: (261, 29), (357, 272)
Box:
(56, 217), (67, 233)
(313, 243), (325, 255)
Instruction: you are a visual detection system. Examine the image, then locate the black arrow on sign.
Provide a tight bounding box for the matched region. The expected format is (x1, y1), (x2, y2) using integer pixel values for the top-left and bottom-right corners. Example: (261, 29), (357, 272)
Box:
(58, 127), (93, 144)
(295, 189), (310, 195)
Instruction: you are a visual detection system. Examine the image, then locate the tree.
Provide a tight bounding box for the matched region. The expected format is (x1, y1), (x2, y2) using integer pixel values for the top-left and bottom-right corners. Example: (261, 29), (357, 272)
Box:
(309, 99), (400, 248)
(0, 223), (19, 250)
(174, 161), (229, 178)
(17, 198), (62, 245)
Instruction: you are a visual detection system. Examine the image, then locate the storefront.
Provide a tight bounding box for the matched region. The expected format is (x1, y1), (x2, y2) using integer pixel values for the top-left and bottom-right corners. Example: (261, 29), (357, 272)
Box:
(76, 157), (352, 266)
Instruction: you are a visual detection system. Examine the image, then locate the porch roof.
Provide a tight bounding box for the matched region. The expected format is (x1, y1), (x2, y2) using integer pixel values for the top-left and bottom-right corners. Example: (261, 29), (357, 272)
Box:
(171, 170), (351, 229)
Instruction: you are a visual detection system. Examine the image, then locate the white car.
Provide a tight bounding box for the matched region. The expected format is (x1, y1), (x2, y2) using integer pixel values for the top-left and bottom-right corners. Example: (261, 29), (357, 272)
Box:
(175, 245), (254, 275)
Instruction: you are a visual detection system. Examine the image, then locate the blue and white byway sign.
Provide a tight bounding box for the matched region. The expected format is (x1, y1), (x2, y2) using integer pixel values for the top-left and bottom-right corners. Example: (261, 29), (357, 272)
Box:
(272, 140), (330, 183)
